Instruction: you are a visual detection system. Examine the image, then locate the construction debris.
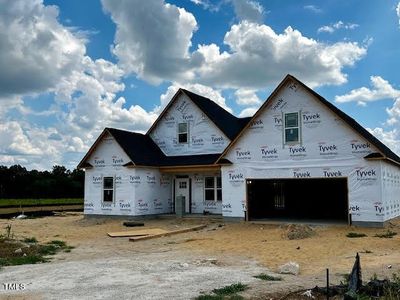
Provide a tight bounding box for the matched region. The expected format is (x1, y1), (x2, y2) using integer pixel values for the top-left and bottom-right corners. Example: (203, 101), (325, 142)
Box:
(284, 224), (315, 240)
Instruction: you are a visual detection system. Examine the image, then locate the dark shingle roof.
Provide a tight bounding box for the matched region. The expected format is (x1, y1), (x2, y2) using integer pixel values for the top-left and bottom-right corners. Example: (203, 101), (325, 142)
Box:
(106, 128), (164, 166)
(180, 89), (250, 140)
(104, 128), (232, 167)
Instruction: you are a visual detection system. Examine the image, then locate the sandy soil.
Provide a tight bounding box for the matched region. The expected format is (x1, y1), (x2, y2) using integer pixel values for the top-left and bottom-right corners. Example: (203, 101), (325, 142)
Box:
(0, 214), (399, 299)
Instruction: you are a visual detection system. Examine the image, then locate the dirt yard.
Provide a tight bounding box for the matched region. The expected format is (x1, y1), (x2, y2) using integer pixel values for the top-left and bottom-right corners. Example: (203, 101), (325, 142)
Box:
(0, 214), (400, 299)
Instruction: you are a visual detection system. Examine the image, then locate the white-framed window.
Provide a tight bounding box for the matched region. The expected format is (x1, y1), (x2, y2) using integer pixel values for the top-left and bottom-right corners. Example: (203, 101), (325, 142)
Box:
(178, 122), (189, 143)
(103, 176), (114, 202)
(284, 112), (300, 144)
(204, 176), (222, 201)
(179, 181), (187, 189)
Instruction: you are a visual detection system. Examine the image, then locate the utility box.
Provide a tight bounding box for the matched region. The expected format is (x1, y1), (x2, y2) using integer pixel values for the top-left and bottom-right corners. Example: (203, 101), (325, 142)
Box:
(175, 195), (185, 218)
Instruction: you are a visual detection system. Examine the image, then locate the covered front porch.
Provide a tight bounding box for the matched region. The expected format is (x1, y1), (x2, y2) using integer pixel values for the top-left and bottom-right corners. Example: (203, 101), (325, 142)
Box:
(160, 164), (222, 215)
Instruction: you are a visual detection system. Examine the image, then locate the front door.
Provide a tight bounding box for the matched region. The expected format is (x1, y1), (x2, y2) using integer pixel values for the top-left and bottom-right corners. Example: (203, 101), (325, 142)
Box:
(175, 178), (190, 213)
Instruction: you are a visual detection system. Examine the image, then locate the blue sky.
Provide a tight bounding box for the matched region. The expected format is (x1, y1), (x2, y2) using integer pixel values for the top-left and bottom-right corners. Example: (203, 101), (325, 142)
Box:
(0, 0), (400, 170)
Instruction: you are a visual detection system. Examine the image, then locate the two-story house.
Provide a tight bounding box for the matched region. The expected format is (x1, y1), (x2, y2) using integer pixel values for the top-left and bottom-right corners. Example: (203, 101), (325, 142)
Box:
(78, 75), (400, 227)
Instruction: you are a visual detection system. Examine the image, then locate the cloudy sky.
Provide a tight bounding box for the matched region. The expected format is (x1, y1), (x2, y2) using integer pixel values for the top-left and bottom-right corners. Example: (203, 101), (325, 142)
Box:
(1, 0), (400, 170)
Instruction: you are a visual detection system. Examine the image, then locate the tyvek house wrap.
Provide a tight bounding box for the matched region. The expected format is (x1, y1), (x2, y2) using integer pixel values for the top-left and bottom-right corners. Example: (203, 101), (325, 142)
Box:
(83, 133), (172, 216)
(221, 79), (388, 223)
(150, 93), (229, 156)
(381, 162), (400, 221)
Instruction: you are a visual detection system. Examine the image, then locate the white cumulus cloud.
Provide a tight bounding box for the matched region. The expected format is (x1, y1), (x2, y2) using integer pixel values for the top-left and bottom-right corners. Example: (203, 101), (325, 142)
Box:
(193, 22), (367, 89)
(101, 0), (199, 85)
(368, 127), (400, 155)
(335, 76), (400, 106)
(238, 107), (258, 117)
(0, 0), (86, 97)
(231, 0), (264, 23)
(336, 76), (400, 129)
(235, 89), (261, 105)
(318, 21), (359, 33)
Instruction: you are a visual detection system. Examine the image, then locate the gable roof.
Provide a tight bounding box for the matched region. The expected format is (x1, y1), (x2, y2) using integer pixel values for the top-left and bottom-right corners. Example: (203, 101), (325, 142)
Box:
(77, 127), (233, 169)
(217, 74), (400, 166)
(77, 128), (162, 169)
(146, 89), (251, 140)
(106, 128), (165, 166)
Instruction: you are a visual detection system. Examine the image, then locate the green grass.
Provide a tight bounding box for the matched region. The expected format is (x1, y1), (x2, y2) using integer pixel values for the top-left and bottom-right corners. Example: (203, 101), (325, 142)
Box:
(196, 296), (224, 300)
(22, 237), (38, 243)
(196, 295), (244, 300)
(0, 198), (83, 207)
(346, 232), (367, 238)
(212, 283), (248, 296)
(48, 240), (67, 247)
(374, 230), (397, 238)
(253, 273), (282, 281)
(195, 283), (248, 300)
(0, 237), (73, 267)
(0, 255), (48, 266)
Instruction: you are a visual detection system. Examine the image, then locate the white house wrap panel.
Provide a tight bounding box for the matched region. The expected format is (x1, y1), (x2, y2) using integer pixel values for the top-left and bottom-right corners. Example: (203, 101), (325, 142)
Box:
(221, 79), (388, 223)
(149, 94), (229, 156)
(381, 161), (400, 221)
(83, 133), (173, 216)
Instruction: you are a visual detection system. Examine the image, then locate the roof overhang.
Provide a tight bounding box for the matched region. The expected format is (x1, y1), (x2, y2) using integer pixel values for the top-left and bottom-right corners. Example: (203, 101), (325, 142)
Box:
(123, 161), (136, 168)
(364, 153), (400, 167)
(159, 164), (221, 173)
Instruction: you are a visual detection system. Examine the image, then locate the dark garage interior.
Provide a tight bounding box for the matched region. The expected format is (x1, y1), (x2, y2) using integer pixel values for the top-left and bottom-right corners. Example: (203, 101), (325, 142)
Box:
(247, 178), (348, 222)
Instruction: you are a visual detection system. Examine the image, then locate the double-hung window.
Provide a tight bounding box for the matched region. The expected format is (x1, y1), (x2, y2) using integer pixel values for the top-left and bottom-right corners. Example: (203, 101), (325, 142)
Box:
(178, 123), (188, 143)
(284, 112), (300, 144)
(204, 176), (222, 201)
(103, 177), (114, 202)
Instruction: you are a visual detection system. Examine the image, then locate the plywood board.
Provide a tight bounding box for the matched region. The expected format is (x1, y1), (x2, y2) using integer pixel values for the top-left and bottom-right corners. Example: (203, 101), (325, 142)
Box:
(108, 228), (168, 237)
(129, 224), (207, 242)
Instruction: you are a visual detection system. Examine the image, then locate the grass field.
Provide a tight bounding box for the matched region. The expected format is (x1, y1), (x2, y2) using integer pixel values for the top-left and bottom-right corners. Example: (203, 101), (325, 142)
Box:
(0, 198), (83, 207)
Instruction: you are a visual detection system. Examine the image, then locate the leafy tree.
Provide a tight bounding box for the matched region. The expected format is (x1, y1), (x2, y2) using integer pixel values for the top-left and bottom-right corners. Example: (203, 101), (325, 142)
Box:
(0, 165), (84, 199)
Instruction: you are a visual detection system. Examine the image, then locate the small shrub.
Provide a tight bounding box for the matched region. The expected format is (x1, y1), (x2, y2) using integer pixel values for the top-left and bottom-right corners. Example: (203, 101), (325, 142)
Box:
(195, 295), (243, 300)
(39, 244), (59, 256)
(346, 232), (367, 238)
(374, 230), (397, 238)
(0, 255), (48, 266)
(253, 273), (282, 281)
(212, 283), (248, 296)
(0, 237), (73, 268)
(23, 237), (38, 243)
(48, 240), (67, 247)
(195, 295), (223, 300)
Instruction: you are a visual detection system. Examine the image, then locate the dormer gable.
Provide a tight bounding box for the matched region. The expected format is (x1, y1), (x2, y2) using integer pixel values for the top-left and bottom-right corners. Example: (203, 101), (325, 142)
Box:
(147, 89), (250, 156)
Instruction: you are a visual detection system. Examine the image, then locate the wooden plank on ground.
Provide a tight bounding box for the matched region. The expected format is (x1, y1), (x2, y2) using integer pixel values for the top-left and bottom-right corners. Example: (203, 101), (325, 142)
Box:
(129, 224), (207, 242)
(107, 228), (169, 237)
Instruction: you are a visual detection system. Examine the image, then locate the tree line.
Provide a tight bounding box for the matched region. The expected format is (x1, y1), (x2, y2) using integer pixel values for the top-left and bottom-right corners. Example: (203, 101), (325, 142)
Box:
(0, 165), (84, 199)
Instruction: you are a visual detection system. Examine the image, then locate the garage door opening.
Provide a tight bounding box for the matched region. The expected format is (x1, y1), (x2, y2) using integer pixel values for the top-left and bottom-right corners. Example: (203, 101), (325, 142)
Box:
(247, 178), (348, 222)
